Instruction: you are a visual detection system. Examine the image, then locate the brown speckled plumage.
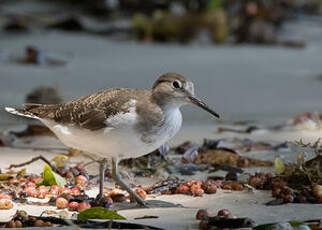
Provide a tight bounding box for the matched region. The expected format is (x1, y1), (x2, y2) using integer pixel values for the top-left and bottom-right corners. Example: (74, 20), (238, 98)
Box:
(23, 88), (164, 131)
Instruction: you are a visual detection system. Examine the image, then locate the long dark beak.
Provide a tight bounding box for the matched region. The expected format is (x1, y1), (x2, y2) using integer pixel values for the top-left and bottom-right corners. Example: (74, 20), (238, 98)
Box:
(189, 96), (220, 118)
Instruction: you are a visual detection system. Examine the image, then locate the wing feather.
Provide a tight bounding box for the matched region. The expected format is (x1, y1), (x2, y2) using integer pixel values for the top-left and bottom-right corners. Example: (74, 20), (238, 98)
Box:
(53, 89), (150, 131)
(14, 88), (152, 131)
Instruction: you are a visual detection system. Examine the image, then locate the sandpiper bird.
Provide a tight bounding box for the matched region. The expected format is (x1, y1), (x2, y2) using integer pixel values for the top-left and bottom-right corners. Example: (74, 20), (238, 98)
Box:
(6, 73), (219, 206)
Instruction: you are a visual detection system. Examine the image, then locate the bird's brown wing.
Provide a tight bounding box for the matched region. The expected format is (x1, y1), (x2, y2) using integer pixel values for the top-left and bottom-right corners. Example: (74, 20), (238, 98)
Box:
(24, 88), (149, 131)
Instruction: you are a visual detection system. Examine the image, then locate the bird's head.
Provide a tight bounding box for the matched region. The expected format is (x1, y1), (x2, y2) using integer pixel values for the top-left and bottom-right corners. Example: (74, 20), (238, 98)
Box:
(152, 73), (219, 118)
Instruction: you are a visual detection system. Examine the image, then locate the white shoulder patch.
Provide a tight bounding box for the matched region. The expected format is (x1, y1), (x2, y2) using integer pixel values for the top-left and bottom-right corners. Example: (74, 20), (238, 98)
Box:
(53, 124), (72, 135)
(104, 99), (137, 128)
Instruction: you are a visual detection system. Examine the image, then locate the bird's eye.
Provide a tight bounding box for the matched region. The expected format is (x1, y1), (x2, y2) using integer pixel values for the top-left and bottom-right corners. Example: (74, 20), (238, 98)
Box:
(172, 80), (181, 89)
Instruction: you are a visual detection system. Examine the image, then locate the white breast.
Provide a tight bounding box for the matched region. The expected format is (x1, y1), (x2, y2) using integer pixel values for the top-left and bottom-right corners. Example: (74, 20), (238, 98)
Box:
(122, 107), (182, 159)
(154, 107), (182, 144)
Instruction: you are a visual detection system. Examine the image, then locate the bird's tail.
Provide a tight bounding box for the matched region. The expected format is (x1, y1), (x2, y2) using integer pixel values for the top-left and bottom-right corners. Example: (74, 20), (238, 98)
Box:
(5, 103), (59, 119)
(5, 107), (39, 119)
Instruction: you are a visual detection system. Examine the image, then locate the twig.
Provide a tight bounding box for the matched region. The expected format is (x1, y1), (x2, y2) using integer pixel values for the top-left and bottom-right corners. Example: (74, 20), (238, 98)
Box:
(134, 215), (159, 220)
(83, 160), (97, 167)
(295, 138), (322, 155)
(10, 146), (68, 152)
(7, 155), (55, 172)
(217, 126), (258, 134)
(295, 138), (321, 149)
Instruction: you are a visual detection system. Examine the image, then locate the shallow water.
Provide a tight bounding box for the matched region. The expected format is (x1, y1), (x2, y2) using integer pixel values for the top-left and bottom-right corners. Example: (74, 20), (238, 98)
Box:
(0, 17), (322, 127)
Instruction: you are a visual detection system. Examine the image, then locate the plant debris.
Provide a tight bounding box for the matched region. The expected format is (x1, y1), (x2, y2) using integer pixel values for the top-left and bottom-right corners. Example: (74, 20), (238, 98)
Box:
(144, 178), (185, 195)
(3, 17), (29, 32)
(196, 208), (255, 229)
(25, 86), (63, 105)
(9, 125), (53, 137)
(194, 148), (273, 167)
(290, 112), (322, 130)
(47, 16), (84, 32)
(77, 207), (126, 221)
(174, 139), (274, 167)
(4, 46), (68, 67)
(248, 152), (322, 205)
(8, 155), (55, 171)
(134, 215), (159, 220)
(217, 126), (260, 134)
(0, 210), (163, 229)
(144, 177), (245, 197)
(42, 164), (67, 187)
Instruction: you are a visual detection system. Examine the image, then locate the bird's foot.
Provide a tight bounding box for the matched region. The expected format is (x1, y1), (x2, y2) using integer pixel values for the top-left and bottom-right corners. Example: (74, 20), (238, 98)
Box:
(92, 195), (113, 209)
(158, 143), (170, 156)
(129, 193), (147, 207)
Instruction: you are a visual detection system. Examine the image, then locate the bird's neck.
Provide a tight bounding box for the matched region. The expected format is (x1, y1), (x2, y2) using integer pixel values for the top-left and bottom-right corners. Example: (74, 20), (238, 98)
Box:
(151, 91), (183, 112)
(161, 103), (181, 114)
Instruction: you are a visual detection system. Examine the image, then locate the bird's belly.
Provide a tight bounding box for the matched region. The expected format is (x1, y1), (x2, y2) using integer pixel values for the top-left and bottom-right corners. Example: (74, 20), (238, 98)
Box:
(41, 108), (182, 160)
(41, 119), (165, 159)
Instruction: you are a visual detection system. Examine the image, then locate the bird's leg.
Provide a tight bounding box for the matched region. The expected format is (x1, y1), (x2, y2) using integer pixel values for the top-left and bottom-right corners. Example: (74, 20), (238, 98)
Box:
(112, 158), (147, 207)
(97, 158), (107, 200)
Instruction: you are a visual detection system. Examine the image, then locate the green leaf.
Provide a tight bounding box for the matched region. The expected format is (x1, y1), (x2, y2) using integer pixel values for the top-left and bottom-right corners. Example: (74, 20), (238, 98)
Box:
(78, 207), (126, 221)
(274, 157), (285, 174)
(289, 221), (305, 227)
(42, 164), (66, 187)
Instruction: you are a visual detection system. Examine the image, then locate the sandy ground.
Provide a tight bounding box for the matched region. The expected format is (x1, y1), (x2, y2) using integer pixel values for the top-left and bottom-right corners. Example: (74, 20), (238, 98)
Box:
(0, 124), (322, 229)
